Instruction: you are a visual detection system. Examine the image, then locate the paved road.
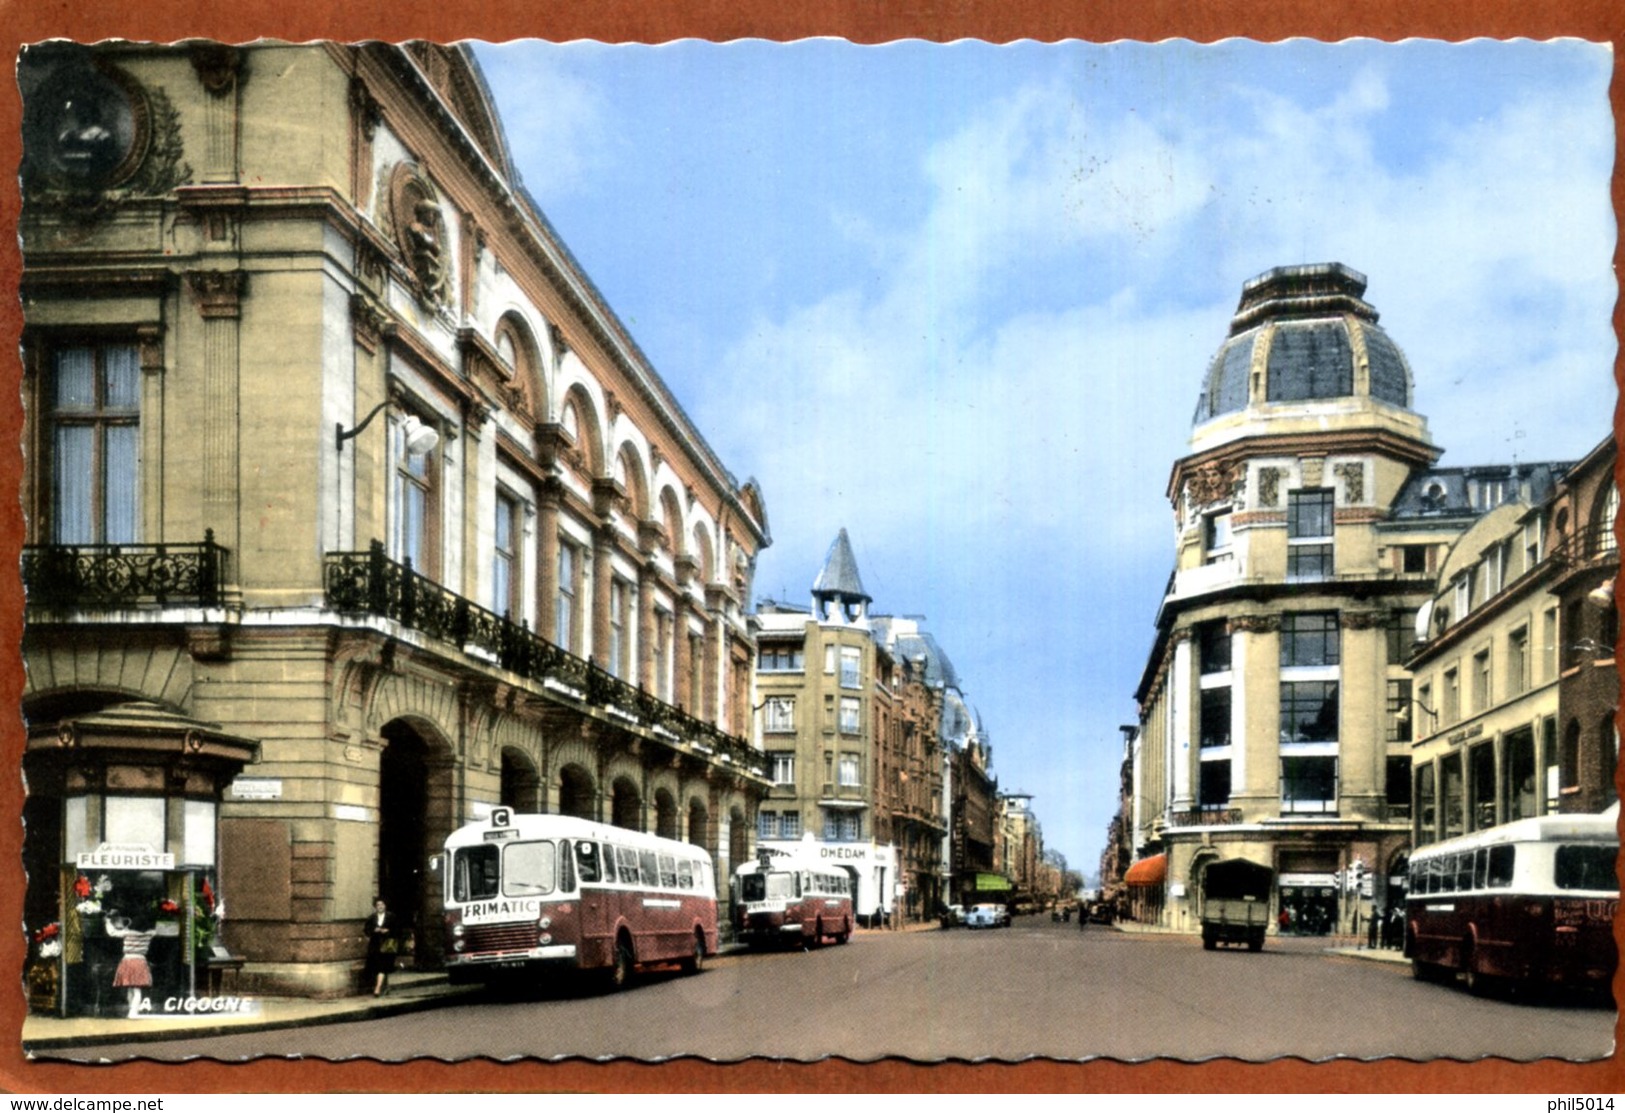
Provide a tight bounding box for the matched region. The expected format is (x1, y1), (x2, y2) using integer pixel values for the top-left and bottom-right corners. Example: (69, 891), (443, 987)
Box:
(52, 918), (1615, 1062)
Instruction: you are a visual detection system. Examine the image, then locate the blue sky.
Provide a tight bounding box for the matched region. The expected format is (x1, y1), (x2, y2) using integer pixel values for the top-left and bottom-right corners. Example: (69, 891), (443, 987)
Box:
(471, 38), (1616, 878)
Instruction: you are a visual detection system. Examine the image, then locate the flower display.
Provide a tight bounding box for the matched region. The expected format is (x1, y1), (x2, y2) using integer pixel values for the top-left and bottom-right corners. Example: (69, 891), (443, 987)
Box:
(37, 938), (61, 959)
(72, 874), (91, 899)
(157, 898), (179, 915)
(32, 923), (59, 943)
(75, 899), (101, 915)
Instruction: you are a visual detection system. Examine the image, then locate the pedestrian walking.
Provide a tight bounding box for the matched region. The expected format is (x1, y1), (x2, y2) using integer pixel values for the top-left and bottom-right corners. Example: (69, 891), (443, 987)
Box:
(363, 897), (401, 997)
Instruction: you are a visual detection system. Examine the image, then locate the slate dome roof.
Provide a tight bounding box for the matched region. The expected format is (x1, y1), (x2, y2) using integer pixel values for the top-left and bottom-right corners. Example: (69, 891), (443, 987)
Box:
(1194, 263), (1414, 424)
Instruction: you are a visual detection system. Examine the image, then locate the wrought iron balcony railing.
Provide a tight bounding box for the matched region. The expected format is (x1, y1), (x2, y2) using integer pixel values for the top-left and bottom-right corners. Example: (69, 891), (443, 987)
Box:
(324, 541), (766, 778)
(1551, 523), (1618, 569)
(22, 532), (226, 609)
(1166, 807), (1246, 828)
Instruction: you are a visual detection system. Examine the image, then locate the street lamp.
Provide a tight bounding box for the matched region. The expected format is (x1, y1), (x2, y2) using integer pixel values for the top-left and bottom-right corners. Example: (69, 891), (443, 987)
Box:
(1393, 697), (1439, 731)
(336, 401), (439, 457)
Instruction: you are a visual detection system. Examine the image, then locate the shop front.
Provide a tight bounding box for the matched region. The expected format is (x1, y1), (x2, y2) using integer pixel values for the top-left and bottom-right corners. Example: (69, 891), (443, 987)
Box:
(1276, 871), (1339, 936)
(23, 701), (257, 1018)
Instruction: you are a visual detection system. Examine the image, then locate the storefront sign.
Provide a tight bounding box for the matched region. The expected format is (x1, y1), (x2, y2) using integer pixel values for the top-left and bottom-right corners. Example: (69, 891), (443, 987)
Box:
(75, 843), (174, 870)
(1277, 872), (1335, 888)
(230, 778), (283, 800)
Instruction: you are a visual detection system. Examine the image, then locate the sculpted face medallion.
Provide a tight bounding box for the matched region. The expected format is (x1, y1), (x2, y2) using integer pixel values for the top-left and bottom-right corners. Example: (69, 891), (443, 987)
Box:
(23, 57), (148, 193)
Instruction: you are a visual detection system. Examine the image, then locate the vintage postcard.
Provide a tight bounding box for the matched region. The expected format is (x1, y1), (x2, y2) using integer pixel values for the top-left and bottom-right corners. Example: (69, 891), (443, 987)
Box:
(2, 5), (1621, 1097)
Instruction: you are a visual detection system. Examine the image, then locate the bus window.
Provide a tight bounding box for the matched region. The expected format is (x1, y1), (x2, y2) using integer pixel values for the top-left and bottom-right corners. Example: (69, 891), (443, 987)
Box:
(1554, 844), (1617, 891)
(559, 842), (577, 893)
(454, 844), (501, 902)
(766, 872), (794, 900)
(740, 873), (766, 902)
(638, 849), (659, 887)
(657, 854), (677, 888)
(615, 845), (641, 885)
(1473, 848), (1489, 891)
(503, 841), (558, 896)
(573, 840), (602, 884)
(1436, 857), (1453, 893)
(1487, 844), (1514, 888)
(1454, 852), (1473, 892)
(677, 859), (694, 889)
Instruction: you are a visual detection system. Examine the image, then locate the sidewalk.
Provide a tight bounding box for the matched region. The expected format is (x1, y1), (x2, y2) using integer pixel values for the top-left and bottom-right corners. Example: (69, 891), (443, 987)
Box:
(24, 924), (938, 1052)
(22, 971), (483, 1053)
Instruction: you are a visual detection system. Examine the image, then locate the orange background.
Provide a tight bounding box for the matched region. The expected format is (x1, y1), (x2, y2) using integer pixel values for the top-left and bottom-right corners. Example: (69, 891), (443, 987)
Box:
(0, 0), (1619, 1094)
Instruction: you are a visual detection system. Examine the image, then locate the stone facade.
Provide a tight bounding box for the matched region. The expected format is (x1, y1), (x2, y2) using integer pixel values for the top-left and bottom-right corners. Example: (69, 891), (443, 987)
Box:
(20, 41), (770, 1001)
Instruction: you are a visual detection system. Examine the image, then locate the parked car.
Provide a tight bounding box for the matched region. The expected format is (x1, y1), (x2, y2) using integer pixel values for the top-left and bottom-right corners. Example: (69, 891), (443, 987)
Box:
(939, 904), (967, 929)
(967, 903), (1011, 929)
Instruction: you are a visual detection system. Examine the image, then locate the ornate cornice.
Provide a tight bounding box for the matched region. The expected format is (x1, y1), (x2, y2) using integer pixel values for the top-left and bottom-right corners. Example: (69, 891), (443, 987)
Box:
(1228, 614), (1280, 634)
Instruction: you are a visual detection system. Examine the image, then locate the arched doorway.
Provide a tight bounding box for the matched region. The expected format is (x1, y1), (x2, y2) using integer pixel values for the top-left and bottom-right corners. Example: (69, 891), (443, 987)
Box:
(500, 748), (541, 812)
(558, 763), (596, 820)
(653, 788), (678, 839)
(611, 776), (641, 831)
(378, 719), (454, 962)
(687, 798), (709, 849)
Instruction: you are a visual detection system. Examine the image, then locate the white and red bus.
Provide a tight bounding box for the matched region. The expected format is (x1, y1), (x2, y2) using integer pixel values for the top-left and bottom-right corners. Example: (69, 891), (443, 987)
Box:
(1405, 810), (1618, 996)
(439, 808), (718, 990)
(733, 849), (855, 949)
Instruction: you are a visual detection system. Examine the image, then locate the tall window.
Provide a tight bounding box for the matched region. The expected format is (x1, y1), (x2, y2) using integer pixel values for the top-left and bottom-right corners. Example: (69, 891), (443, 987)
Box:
(1441, 752), (1464, 838)
(1281, 612), (1340, 667)
(688, 632), (705, 713)
(1281, 756), (1337, 814)
(1502, 727), (1537, 823)
(1199, 687), (1231, 748)
(1401, 544), (1428, 574)
(1472, 648), (1491, 713)
(838, 753), (860, 787)
(1280, 681), (1338, 743)
(1287, 488), (1334, 578)
(555, 541), (577, 651)
(652, 610), (671, 699)
(47, 343), (141, 544)
(839, 646), (862, 689)
(1507, 627), (1529, 697)
(770, 751), (795, 784)
(608, 578), (630, 677)
(1386, 679), (1412, 743)
(1442, 667), (1460, 725)
(392, 414), (437, 573)
(1203, 509), (1234, 565)
(1387, 608), (1418, 665)
(492, 489), (519, 617)
(839, 697), (860, 734)
(1198, 621), (1231, 674)
(1415, 763), (1437, 846)
(823, 810), (860, 841)
(1198, 761), (1231, 809)
(1542, 608), (1559, 680)
(764, 697), (795, 734)
(1385, 756), (1411, 819)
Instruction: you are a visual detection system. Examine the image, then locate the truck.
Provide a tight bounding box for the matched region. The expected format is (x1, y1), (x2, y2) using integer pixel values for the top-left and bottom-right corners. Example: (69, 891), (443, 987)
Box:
(1199, 858), (1273, 952)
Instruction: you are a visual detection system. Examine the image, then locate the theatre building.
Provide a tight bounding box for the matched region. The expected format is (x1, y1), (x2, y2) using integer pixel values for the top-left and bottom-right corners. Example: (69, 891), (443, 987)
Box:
(18, 40), (770, 1009)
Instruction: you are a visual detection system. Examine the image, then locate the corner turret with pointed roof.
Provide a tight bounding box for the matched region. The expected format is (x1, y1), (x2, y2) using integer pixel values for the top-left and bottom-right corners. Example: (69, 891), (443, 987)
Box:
(812, 528), (871, 625)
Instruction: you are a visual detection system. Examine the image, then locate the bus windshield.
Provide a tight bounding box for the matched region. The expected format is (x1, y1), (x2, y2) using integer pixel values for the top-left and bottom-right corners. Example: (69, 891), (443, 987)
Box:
(741, 872), (795, 902)
(450, 841), (559, 901)
(1554, 844), (1617, 891)
(503, 840), (558, 896)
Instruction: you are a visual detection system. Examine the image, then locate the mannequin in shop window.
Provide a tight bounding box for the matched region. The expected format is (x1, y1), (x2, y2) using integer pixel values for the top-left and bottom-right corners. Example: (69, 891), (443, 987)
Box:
(104, 908), (157, 1018)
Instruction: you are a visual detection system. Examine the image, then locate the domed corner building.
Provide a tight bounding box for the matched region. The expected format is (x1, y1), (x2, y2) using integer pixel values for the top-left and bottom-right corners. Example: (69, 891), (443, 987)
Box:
(1124, 263), (1573, 938)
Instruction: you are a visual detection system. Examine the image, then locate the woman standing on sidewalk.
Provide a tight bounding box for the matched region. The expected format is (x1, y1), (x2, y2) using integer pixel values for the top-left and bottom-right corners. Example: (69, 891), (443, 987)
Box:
(362, 898), (399, 997)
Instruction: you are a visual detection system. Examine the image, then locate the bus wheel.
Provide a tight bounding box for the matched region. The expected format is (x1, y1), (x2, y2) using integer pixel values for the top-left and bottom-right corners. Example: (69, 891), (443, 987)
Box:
(1412, 959), (1444, 983)
(608, 935), (636, 991)
(1463, 943), (1500, 997)
(680, 930), (705, 976)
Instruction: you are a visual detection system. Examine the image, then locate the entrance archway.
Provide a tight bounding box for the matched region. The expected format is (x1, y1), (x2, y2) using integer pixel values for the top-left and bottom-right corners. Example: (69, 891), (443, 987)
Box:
(558, 763), (596, 820)
(653, 788), (678, 839)
(500, 748), (541, 812)
(378, 719), (454, 963)
(687, 799), (709, 849)
(611, 776), (641, 831)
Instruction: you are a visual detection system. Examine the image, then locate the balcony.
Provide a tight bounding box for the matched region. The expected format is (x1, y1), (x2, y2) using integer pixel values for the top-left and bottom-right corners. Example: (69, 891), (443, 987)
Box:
(1166, 807), (1246, 828)
(324, 541), (765, 779)
(22, 532), (227, 610)
(1551, 524), (1617, 572)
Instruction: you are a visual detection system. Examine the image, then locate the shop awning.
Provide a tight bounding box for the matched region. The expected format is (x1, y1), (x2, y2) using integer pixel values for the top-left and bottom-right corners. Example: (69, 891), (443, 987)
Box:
(1124, 853), (1167, 887)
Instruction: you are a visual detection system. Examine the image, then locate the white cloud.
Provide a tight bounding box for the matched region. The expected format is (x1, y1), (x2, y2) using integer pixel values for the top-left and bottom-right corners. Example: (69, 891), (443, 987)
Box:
(474, 45), (614, 199)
